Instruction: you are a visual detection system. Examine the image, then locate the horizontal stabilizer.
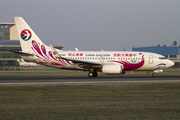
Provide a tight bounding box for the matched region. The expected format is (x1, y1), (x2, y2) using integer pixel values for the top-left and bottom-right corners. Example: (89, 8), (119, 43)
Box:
(10, 50), (34, 56)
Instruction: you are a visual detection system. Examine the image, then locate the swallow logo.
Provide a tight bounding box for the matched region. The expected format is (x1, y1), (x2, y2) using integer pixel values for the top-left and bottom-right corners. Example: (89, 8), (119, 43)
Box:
(21, 29), (32, 41)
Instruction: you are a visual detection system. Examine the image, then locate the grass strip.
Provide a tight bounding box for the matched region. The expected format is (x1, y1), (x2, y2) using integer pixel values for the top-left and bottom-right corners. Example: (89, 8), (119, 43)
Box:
(0, 82), (179, 120)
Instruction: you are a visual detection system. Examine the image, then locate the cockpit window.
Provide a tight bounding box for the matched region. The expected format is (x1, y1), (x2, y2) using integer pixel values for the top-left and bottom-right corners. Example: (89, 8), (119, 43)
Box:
(159, 57), (166, 60)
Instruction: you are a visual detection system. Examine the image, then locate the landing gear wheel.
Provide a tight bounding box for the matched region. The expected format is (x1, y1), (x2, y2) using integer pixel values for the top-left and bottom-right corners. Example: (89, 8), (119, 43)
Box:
(152, 73), (156, 77)
(88, 72), (98, 77)
(93, 72), (98, 77)
(88, 72), (93, 77)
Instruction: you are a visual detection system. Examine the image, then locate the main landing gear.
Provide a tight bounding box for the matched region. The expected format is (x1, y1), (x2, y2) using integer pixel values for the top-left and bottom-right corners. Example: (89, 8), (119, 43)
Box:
(88, 71), (98, 77)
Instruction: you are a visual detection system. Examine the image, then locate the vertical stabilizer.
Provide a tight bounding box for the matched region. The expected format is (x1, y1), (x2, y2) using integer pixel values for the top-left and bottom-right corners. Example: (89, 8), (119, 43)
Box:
(14, 17), (45, 53)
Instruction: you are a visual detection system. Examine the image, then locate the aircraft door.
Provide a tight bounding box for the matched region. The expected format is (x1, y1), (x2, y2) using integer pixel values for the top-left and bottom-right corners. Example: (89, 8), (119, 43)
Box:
(149, 55), (154, 64)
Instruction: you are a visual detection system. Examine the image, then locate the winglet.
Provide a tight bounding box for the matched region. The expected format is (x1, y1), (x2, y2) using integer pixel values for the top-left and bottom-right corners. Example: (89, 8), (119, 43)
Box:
(75, 48), (79, 51)
(49, 45), (62, 59)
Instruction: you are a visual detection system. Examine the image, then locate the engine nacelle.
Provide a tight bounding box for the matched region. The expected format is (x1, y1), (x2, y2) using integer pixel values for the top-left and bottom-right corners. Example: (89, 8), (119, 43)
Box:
(102, 64), (123, 74)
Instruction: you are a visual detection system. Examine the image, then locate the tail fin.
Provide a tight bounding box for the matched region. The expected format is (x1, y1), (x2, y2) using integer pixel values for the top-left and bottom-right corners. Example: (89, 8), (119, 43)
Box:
(14, 17), (45, 53)
(21, 58), (25, 62)
(49, 44), (62, 59)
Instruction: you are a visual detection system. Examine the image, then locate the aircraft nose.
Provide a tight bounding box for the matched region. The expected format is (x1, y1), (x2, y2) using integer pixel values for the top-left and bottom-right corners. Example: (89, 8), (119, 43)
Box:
(167, 60), (174, 68)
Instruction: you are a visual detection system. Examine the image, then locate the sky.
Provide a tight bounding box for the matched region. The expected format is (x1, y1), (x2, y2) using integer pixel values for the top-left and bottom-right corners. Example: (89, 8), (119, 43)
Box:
(1, 0), (180, 51)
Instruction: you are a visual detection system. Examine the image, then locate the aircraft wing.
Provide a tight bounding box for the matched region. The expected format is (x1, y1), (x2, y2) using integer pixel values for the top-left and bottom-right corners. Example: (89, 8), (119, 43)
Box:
(49, 45), (103, 70)
(64, 58), (103, 69)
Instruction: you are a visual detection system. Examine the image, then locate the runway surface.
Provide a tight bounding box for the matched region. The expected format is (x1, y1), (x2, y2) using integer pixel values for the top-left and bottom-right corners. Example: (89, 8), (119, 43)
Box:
(0, 76), (180, 85)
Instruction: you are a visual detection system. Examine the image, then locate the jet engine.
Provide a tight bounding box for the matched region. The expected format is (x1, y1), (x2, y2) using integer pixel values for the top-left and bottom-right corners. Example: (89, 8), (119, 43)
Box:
(102, 64), (124, 74)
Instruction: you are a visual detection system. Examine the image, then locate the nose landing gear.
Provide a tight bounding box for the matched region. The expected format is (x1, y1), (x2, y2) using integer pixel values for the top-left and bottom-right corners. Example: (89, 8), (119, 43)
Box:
(152, 73), (156, 77)
(152, 69), (163, 77)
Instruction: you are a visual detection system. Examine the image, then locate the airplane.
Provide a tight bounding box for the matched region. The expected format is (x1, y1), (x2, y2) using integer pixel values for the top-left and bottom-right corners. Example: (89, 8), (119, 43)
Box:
(13, 17), (174, 77)
(17, 59), (39, 67)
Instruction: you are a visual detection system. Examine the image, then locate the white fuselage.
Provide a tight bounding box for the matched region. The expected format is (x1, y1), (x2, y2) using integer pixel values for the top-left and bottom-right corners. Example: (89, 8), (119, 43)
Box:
(21, 50), (174, 71)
